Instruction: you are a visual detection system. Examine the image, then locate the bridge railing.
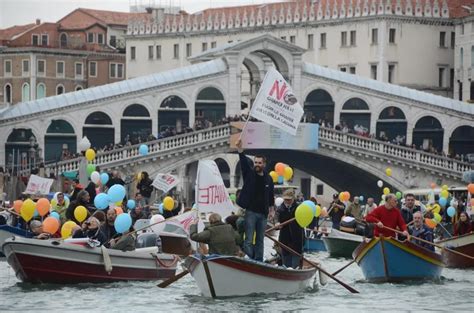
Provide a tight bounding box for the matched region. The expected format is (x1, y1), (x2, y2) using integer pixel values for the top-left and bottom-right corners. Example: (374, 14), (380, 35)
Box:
(319, 127), (472, 175)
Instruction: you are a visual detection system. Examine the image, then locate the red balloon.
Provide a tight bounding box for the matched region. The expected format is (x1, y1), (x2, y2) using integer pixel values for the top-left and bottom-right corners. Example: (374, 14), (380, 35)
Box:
(275, 163), (286, 176)
(43, 217), (60, 235)
(36, 198), (50, 217)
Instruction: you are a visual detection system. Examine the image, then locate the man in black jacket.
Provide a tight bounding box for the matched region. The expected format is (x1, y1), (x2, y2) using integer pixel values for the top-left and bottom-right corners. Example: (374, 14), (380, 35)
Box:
(236, 139), (274, 262)
(277, 189), (303, 268)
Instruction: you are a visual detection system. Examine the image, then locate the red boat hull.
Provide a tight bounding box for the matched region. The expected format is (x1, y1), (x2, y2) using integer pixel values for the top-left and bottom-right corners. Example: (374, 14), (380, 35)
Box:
(441, 243), (474, 268)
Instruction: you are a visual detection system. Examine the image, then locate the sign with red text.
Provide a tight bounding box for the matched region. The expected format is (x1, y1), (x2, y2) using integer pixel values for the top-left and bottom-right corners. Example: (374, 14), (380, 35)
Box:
(25, 175), (54, 195)
(249, 67), (304, 136)
(196, 160), (235, 218)
(152, 173), (179, 193)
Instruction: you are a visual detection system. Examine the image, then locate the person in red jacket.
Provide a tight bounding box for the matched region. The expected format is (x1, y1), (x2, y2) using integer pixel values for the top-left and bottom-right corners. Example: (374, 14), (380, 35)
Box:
(453, 212), (472, 236)
(365, 193), (409, 238)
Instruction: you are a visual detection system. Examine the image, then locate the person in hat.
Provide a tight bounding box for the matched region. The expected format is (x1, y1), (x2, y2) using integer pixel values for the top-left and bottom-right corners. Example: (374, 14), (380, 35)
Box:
(329, 193), (345, 230)
(277, 189), (304, 268)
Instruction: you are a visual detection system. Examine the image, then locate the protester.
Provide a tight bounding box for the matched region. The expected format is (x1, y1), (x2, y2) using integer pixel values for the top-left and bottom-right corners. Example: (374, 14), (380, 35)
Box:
(130, 193), (151, 225)
(408, 211), (434, 251)
(72, 217), (107, 245)
(345, 196), (363, 220)
(54, 192), (69, 223)
(400, 193), (421, 224)
(101, 208), (118, 245)
(363, 197), (377, 217)
(236, 139), (274, 261)
(109, 230), (136, 251)
(136, 172), (153, 204)
(69, 179), (82, 201)
(106, 171), (125, 189)
(328, 193), (345, 230)
(277, 189), (303, 268)
(29, 220), (51, 239)
(365, 193), (410, 238)
(66, 190), (92, 224)
(190, 213), (240, 255)
(453, 212), (473, 236)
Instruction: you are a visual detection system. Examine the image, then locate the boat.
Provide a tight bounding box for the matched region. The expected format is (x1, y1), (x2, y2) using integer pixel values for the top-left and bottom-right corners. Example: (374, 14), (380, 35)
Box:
(322, 229), (363, 258)
(352, 236), (444, 282)
(183, 254), (317, 298)
(2, 236), (178, 283)
(0, 225), (33, 257)
(436, 232), (474, 268)
(304, 237), (327, 252)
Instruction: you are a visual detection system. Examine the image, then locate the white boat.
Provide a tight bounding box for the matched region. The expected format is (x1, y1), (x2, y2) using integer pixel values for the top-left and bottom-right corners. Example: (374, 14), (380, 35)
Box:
(2, 236), (178, 283)
(322, 228), (364, 258)
(0, 225), (32, 257)
(183, 254), (317, 298)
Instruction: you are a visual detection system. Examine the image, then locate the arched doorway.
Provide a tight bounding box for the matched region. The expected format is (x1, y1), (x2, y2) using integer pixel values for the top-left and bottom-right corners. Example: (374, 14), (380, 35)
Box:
(4, 84), (11, 103)
(340, 98), (371, 132)
(449, 125), (474, 158)
(5, 129), (35, 170)
(36, 83), (46, 99)
(304, 89), (335, 124)
(45, 120), (76, 162)
(60, 33), (67, 48)
(412, 116), (444, 152)
(376, 106), (407, 143)
(121, 104), (152, 143)
(195, 87), (226, 126)
(215, 158), (230, 188)
(83, 111), (114, 149)
(158, 96), (189, 134)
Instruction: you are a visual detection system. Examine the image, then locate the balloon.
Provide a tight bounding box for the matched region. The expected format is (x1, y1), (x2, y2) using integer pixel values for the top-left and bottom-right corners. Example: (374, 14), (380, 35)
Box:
(115, 207), (124, 215)
(275, 197), (284, 206)
(359, 196), (364, 202)
(107, 184), (126, 202)
(470, 198), (474, 207)
(385, 168), (392, 177)
(163, 196), (174, 211)
(275, 163), (286, 176)
(438, 197), (448, 207)
(339, 192), (344, 202)
(115, 200), (123, 206)
(468, 183), (474, 194)
(74, 205), (88, 222)
(127, 199), (136, 210)
(315, 205), (321, 217)
(61, 221), (77, 239)
(43, 217), (60, 235)
(425, 218), (437, 229)
(33, 209), (39, 218)
(303, 200), (317, 216)
(447, 206), (455, 217)
(269, 171), (278, 183)
(50, 211), (60, 220)
(320, 207), (328, 217)
(94, 193), (110, 210)
(229, 194), (236, 202)
(114, 213), (132, 233)
(343, 191), (351, 202)
(159, 203), (164, 214)
(139, 144), (148, 156)
(432, 204), (441, 214)
(90, 171), (100, 184)
(295, 203), (313, 228)
(283, 167), (293, 181)
(277, 176), (284, 184)
(377, 180), (383, 188)
(36, 198), (50, 216)
(87, 164), (96, 176)
(21, 199), (36, 222)
(383, 187), (390, 195)
(100, 173), (109, 185)
(441, 184), (449, 190)
(150, 214), (166, 234)
(440, 189), (449, 199)
(430, 183), (436, 189)
(85, 148), (96, 161)
(433, 213), (442, 223)
(395, 191), (402, 199)
(13, 200), (23, 214)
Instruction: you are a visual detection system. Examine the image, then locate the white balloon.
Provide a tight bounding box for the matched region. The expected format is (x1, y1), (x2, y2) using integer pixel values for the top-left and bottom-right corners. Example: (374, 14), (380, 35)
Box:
(90, 171), (100, 184)
(377, 180), (383, 188)
(150, 214), (166, 234)
(275, 197), (284, 206)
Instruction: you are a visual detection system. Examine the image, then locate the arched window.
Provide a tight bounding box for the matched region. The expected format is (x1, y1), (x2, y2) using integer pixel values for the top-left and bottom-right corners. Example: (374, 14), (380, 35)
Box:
(56, 84), (64, 95)
(342, 98), (370, 110)
(45, 119), (76, 162)
(22, 83), (30, 102)
(4, 84), (12, 103)
(376, 106), (407, 142)
(121, 104), (152, 143)
(449, 125), (474, 157)
(60, 33), (67, 48)
(75, 85), (83, 91)
(36, 83), (46, 99)
(340, 97), (371, 130)
(195, 87), (226, 125)
(84, 112), (114, 149)
(413, 116), (444, 152)
(304, 89), (335, 124)
(160, 96), (187, 109)
(123, 104), (150, 117)
(158, 96), (189, 133)
(85, 111), (113, 125)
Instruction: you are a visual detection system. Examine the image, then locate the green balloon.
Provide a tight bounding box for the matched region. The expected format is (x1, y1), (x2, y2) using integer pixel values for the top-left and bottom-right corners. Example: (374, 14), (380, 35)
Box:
(87, 164), (96, 176)
(230, 194), (236, 201)
(396, 191), (402, 199)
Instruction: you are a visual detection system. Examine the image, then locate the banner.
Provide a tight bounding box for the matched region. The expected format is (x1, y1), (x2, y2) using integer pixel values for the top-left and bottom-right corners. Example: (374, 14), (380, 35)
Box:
(25, 175), (54, 195)
(196, 160), (235, 218)
(160, 210), (203, 235)
(249, 67), (304, 135)
(152, 173), (179, 192)
(230, 122), (319, 150)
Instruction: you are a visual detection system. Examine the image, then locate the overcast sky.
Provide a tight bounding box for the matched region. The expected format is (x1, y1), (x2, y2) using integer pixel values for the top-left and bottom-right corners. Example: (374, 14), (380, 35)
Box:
(0, 0), (286, 28)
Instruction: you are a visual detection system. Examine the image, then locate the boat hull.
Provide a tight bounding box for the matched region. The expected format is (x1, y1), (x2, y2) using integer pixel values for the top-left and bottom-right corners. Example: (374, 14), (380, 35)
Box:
(184, 255), (316, 298)
(2, 237), (177, 283)
(322, 229), (363, 258)
(0, 225), (32, 257)
(437, 233), (474, 268)
(353, 237), (444, 283)
(304, 237), (327, 252)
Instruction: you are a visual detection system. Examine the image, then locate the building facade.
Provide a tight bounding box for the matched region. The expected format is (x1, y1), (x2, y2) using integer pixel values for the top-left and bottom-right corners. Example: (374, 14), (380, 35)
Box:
(453, 5), (474, 101)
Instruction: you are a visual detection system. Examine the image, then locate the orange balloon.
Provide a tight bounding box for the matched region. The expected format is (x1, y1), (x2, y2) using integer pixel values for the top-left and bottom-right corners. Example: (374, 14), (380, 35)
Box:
(115, 207), (124, 215)
(425, 218), (437, 229)
(13, 200), (23, 214)
(43, 217), (60, 235)
(468, 183), (474, 194)
(343, 191), (351, 202)
(36, 198), (50, 217)
(275, 163), (286, 176)
(430, 183), (436, 189)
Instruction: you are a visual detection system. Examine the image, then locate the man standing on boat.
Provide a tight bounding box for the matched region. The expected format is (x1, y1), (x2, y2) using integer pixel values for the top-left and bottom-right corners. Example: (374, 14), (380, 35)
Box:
(366, 193), (410, 239)
(400, 193), (421, 224)
(235, 139), (275, 262)
(408, 211), (434, 251)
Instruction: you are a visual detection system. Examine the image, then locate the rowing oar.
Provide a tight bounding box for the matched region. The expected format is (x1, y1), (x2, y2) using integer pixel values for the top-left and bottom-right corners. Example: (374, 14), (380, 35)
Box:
(331, 260), (356, 276)
(157, 218), (296, 288)
(265, 234), (360, 293)
(381, 225), (474, 261)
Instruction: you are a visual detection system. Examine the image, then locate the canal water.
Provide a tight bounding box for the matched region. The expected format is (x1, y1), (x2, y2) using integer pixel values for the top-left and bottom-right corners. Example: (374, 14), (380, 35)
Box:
(1, 248), (473, 312)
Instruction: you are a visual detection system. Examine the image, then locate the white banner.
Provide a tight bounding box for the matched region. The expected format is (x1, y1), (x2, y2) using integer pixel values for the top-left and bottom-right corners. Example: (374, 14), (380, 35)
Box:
(25, 175), (54, 195)
(249, 67), (304, 136)
(196, 160), (235, 218)
(152, 173), (179, 193)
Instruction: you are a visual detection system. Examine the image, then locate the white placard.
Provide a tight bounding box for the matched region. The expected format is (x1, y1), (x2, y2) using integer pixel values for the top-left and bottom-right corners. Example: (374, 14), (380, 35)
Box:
(25, 175), (54, 195)
(152, 173), (179, 193)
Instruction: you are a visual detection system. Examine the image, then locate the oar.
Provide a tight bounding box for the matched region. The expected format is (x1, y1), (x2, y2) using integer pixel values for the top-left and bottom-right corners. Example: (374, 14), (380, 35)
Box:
(381, 225), (474, 261)
(331, 260), (356, 276)
(265, 234), (360, 294)
(157, 270), (190, 288)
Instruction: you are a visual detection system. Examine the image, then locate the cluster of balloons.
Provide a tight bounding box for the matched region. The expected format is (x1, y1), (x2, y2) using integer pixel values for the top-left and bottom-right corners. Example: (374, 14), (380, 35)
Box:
(17, 198), (52, 222)
(90, 171), (110, 186)
(93, 184), (126, 210)
(338, 191), (351, 202)
(295, 200), (322, 228)
(269, 162), (293, 184)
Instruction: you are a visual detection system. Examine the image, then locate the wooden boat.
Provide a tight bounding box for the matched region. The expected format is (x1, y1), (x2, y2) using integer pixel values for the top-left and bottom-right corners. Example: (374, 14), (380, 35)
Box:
(304, 237), (327, 252)
(352, 237), (444, 282)
(322, 228), (363, 258)
(183, 254), (317, 298)
(2, 236), (178, 283)
(0, 225), (33, 257)
(436, 232), (474, 268)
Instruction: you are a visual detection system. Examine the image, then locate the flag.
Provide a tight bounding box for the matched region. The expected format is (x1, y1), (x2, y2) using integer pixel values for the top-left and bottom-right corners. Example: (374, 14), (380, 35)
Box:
(249, 67), (304, 135)
(152, 173), (179, 193)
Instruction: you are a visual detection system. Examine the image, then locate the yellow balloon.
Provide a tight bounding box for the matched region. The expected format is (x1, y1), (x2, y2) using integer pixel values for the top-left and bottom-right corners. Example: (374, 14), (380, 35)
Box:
(283, 167), (293, 181)
(163, 196), (174, 211)
(432, 204), (441, 214)
(440, 190), (449, 198)
(21, 199), (36, 222)
(115, 200), (123, 206)
(433, 213), (442, 223)
(269, 171), (278, 183)
(61, 221), (77, 239)
(74, 206), (88, 222)
(385, 168), (392, 177)
(441, 184), (449, 190)
(315, 205), (321, 217)
(85, 149), (96, 161)
(295, 203), (313, 228)
(383, 187), (390, 195)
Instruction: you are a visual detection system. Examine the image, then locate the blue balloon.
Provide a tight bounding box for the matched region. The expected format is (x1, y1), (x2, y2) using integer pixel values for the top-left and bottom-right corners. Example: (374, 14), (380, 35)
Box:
(439, 197), (448, 207)
(100, 173), (109, 185)
(277, 176), (284, 184)
(159, 203), (164, 214)
(50, 211), (60, 220)
(303, 200), (317, 216)
(359, 196), (364, 202)
(447, 206), (455, 217)
(139, 144), (148, 156)
(108, 184), (126, 202)
(94, 193), (111, 210)
(114, 213), (132, 233)
(127, 200), (136, 210)
(33, 209), (39, 217)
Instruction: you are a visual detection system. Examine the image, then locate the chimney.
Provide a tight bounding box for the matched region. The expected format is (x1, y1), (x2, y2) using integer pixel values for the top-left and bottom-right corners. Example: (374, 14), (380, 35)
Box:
(36, 18), (41, 25)
(151, 8), (165, 23)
